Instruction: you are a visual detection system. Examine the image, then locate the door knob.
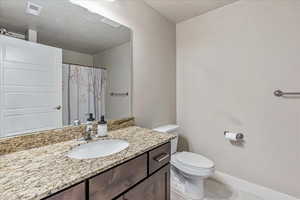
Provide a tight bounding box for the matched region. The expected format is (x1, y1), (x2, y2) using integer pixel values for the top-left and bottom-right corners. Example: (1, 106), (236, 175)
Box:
(55, 105), (62, 110)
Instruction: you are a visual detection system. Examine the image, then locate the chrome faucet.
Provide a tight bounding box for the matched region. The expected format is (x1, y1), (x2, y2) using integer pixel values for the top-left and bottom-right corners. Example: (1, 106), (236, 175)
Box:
(73, 120), (81, 126)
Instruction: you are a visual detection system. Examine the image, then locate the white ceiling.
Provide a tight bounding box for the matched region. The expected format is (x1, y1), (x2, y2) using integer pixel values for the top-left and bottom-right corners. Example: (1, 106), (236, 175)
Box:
(143, 0), (239, 23)
(0, 0), (131, 54)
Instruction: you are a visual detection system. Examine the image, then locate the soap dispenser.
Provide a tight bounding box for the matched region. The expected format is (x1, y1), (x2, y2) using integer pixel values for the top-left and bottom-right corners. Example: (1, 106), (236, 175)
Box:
(97, 115), (107, 137)
(86, 113), (95, 133)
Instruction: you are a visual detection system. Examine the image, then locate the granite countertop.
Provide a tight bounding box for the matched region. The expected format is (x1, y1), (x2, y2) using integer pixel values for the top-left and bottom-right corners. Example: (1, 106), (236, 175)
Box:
(0, 126), (175, 200)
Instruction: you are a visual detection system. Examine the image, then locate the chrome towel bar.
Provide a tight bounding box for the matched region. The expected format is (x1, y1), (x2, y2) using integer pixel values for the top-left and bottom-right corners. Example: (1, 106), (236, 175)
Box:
(274, 90), (300, 97)
(110, 92), (129, 96)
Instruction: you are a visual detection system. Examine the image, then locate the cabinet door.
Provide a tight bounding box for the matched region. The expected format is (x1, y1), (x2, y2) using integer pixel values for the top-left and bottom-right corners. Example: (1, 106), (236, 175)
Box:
(123, 164), (170, 200)
(89, 154), (147, 200)
(44, 182), (85, 200)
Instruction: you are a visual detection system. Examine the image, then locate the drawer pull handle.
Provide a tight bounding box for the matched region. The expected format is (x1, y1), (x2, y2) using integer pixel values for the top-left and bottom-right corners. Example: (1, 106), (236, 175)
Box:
(154, 153), (169, 162)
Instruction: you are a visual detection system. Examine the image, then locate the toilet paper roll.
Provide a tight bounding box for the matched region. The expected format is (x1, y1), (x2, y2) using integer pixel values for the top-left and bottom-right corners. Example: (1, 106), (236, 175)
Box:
(224, 132), (243, 141)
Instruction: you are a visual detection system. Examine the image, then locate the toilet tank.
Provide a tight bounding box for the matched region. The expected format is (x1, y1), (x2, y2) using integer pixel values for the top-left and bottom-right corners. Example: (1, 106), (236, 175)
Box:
(153, 124), (179, 154)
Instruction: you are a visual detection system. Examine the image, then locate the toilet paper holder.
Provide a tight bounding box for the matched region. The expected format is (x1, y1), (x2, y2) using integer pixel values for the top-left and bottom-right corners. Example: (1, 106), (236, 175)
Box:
(224, 131), (244, 140)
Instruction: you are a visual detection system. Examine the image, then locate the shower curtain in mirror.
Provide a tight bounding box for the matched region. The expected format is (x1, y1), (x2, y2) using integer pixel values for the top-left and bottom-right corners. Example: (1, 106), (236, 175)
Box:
(62, 64), (107, 126)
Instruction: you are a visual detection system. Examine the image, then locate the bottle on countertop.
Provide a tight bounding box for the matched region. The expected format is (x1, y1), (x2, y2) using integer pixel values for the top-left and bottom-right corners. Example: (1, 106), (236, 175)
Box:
(97, 115), (107, 137)
(86, 113), (95, 131)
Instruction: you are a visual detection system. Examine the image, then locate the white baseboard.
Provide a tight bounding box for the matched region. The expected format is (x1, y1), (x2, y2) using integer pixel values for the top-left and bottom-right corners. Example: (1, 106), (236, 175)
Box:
(212, 171), (299, 200)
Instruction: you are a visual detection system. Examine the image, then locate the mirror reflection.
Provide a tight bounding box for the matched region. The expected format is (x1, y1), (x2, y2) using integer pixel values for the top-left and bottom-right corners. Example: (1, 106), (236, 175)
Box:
(0, 0), (132, 137)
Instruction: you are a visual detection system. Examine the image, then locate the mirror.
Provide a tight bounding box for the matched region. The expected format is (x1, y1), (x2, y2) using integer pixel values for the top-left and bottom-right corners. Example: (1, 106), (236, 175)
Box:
(0, 0), (132, 137)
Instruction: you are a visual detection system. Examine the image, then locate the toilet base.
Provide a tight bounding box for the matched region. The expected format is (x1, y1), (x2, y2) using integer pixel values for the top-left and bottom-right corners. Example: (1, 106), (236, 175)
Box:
(171, 166), (205, 200)
(185, 176), (204, 199)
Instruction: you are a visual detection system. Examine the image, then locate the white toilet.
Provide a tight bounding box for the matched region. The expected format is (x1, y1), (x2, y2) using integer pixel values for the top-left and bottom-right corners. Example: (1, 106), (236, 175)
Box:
(153, 125), (215, 200)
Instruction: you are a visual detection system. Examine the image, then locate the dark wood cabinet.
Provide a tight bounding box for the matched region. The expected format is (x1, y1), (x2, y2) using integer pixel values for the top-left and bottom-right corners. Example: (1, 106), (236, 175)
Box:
(123, 164), (170, 200)
(44, 182), (85, 200)
(44, 142), (170, 200)
(149, 143), (171, 174)
(89, 154), (147, 200)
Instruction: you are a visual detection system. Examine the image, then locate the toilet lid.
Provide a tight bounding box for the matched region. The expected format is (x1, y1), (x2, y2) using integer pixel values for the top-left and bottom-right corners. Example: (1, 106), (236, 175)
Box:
(173, 152), (214, 169)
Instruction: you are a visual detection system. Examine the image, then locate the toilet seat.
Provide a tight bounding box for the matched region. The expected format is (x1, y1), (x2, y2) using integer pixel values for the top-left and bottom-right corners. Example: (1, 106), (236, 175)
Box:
(171, 152), (215, 177)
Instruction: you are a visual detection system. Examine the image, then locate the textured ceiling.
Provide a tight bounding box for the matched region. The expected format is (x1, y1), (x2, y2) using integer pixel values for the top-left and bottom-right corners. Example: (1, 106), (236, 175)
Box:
(143, 0), (239, 23)
(0, 0), (131, 54)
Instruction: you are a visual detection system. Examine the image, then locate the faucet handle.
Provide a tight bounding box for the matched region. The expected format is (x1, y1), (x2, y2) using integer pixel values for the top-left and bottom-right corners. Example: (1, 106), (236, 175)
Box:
(73, 120), (81, 126)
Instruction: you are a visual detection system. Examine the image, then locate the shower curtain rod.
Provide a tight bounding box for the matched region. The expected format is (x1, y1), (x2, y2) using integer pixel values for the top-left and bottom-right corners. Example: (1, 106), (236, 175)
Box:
(63, 62), (107, 70)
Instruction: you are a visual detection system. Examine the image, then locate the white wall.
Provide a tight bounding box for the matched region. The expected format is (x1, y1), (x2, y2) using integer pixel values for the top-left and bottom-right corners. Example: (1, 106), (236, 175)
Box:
(62, 49), (94, 66)
(94, 42), (131, 120)
(177, 0), (300, 198)
(70, 0), (176, 128)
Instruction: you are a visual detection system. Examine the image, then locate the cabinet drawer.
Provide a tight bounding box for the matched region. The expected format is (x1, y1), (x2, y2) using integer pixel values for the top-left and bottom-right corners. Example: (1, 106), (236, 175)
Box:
(89, 153), (147, 200)
(149, 142), (171, 174)
(45, 182), (85, 200)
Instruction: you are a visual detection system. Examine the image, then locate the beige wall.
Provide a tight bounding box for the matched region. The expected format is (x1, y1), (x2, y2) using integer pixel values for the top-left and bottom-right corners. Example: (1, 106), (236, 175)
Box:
(177, 0), (300, 198)
(62, 49), (94, 66)
(94, 42), (132, 120)
(70, 0), (176, 128)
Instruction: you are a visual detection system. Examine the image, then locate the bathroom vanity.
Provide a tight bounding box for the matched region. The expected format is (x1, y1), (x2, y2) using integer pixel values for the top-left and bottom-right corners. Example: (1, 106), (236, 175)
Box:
(45, 143), (171, 200)
(0, 126), (175, 200)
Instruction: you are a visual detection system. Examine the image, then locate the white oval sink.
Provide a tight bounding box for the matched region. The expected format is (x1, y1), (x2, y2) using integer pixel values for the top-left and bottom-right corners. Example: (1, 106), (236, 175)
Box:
(67, 139), (129, 159)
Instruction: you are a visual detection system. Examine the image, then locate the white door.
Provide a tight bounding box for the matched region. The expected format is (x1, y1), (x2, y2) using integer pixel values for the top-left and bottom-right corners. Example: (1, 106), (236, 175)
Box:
(0, 35), (62, 137)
